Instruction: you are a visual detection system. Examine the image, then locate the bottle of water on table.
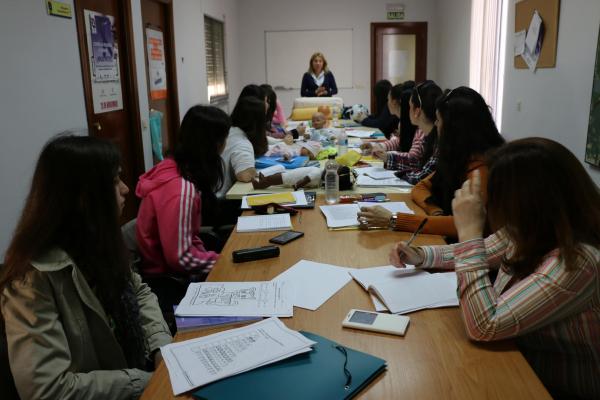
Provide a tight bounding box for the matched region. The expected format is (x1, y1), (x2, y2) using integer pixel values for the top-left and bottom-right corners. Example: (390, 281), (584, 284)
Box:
(324, 154), (339, 204)
(337, 128), (348, 156)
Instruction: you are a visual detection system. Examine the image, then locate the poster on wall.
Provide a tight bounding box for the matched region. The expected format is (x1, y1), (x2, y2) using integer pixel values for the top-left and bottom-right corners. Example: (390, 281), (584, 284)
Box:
(146, 28), (167, 100)
(84, 9), (123, 114)
(585, 27), (600, 167)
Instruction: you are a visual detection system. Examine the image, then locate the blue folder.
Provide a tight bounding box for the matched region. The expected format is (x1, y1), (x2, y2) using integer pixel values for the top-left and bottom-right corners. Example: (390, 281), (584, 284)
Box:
(193, 331), (387, 400)
(255, 155), (309, 170)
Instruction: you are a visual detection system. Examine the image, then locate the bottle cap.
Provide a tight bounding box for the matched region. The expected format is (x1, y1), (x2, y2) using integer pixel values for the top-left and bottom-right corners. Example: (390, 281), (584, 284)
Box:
(328, 154), (336, 160)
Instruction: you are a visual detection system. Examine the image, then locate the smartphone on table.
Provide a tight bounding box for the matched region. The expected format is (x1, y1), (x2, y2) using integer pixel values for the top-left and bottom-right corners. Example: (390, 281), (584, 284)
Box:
(269, 230), (304, 245)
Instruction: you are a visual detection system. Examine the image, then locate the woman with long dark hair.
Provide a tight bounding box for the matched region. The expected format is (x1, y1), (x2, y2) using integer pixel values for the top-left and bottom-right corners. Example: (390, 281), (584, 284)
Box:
(358, 87), (505, 238)
(217, 96), (268, 197)
(136, 105), (231, 277)
(0, 135), (171, 399)
(390, 138), (600, 399)
(361, 79), (399, 136)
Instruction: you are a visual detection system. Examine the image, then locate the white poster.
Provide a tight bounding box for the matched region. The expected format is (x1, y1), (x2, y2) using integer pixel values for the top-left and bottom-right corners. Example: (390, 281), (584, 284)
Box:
(146, 28), (167, 100)
(84, 9), (123, 113)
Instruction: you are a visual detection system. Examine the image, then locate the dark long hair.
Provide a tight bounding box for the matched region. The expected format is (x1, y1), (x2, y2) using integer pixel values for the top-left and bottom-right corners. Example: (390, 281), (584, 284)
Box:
(429, 87), (505, 214)
(487, 138), (600, 277)
(260, 84), (277, 130)
(410, 80), (442, 159)
(1, 135), (147, 368)
(174, 106), (231, 210)
(231, 96), (268, 156)
(373, 79), (392, 116)
(238, 84), (265, 103)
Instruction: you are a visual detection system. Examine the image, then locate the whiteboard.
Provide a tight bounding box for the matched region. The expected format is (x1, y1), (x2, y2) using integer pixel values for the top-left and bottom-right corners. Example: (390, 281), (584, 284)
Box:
(265, 29), (353, 90)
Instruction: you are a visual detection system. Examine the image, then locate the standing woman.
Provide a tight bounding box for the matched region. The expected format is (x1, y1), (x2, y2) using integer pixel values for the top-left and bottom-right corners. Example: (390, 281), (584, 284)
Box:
(358, 87), (505, 238)
(300, 52), (338, 97)
(390, 138), (600, 399)
(0, 135), (171, 399)
(217, 96), (268, 198)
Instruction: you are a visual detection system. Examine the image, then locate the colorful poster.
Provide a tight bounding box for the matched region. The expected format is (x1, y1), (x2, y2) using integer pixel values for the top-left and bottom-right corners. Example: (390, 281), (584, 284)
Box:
(146, 28), (167, 100)
(84, 9), (123, 114)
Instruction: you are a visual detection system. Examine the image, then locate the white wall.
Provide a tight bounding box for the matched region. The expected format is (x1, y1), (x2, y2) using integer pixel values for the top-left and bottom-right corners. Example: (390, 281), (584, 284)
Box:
(500, 0), (600, 186)
(236, 0), (440, 113)
(0, 0), (89, 260)
(435, 0), (471, 89)
(173, 0), (241, 116)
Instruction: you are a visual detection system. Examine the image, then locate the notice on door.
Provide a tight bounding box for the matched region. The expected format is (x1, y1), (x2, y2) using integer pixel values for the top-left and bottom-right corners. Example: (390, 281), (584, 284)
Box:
(146, 28), (167, 100)
(84, 9), (123, 114)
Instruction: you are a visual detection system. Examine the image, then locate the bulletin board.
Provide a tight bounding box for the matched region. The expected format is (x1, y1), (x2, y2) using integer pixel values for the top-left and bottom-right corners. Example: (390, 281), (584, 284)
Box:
(514, 0), (560, 68)
(265, 29), (353, 89)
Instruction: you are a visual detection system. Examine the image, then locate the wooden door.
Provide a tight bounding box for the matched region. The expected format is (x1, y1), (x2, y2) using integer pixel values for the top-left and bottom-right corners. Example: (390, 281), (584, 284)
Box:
(75, 0), (144, 222)
(370, 22), (427, 114)
(142, 0), (179, 162)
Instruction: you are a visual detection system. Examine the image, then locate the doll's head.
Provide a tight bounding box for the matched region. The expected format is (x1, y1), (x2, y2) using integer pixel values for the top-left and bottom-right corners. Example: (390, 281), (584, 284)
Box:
(299, 141), (321, 159)
(312, 112), (327, 129)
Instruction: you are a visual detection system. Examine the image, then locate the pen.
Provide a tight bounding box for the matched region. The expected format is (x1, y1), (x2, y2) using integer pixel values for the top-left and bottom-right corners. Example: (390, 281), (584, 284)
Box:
(405, 218), (428, 246)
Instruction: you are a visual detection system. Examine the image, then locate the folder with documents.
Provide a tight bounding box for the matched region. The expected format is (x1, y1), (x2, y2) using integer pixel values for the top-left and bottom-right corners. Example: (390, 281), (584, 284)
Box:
(193, 331), (387, 400)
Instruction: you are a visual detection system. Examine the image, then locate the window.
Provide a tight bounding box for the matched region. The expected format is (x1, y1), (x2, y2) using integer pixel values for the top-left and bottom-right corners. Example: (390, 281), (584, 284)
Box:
(469, 0), (508, 129)
(204, 15), (227, 104)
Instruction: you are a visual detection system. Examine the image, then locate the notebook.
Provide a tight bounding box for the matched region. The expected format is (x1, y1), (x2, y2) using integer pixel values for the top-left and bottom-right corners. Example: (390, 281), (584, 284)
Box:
(237, 214), (292, 232)
(193, 331), (387, 400)
(245, 192), (296, 207)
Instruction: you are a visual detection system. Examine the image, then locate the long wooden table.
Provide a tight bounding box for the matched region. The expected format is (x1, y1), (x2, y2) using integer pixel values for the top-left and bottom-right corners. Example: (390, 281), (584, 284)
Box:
(141, 194), (550, 399)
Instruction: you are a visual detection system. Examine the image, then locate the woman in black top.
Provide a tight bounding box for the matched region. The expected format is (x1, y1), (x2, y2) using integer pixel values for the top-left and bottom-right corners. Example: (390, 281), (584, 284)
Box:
(361, 79), (399, 138)
(300, 52), (338, 97)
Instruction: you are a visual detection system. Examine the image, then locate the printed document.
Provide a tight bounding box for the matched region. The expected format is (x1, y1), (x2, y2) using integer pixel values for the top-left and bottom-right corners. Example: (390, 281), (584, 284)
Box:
(356, 167), (412, 187)
(320, 202), (414, 228)
(237, 213), (292, 232)
(175, 281), (293, 317)
(162, 317), (316, 395)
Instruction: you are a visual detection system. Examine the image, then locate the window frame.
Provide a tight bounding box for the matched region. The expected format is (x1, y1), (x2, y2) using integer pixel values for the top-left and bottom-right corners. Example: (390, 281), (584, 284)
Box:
(204, 15), (228, 105)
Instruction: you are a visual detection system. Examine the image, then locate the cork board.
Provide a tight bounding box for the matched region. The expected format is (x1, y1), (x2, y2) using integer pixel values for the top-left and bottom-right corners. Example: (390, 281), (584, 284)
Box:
(514, 0), (560, 68)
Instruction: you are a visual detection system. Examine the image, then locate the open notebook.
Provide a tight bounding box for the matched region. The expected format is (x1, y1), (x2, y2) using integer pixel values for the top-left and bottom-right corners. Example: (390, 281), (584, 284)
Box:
(350, 266), (458, 314)
(237, 214), (292, 232)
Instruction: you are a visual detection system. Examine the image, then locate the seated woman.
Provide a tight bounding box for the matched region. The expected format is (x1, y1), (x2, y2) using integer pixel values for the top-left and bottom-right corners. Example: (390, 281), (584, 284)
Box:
(0, 135), (172, 399)
(300, 52), (338, 97)
(361, 80), (441, 184)
(217, 96), (268, 198)
(358, 87), (505, 238)
(360, 79), (399, 137)
(136, 105), (231, 278)
(262, 84), (306, 140)
(390, 138), (600, 399)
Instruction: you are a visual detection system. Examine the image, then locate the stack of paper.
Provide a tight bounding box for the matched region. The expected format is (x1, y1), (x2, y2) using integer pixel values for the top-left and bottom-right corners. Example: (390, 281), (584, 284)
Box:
(172, 306), (261, 332)
(350, 266), (458, 314)
(271, 260), (355, 310)
(356, 167), (412, 188)
(162, 317), (316, 395)
(319, 202), (414, 229)
(237, 213), (292, 232)
(241, 190), (308, 209)
(175, 281), (294, 317)
(346, 129), (377, 138)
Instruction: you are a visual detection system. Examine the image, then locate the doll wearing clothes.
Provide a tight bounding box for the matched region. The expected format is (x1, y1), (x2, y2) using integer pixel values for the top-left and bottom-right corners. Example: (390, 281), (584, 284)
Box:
(265, 139), (321, 160)
(252, 167), (322, 190)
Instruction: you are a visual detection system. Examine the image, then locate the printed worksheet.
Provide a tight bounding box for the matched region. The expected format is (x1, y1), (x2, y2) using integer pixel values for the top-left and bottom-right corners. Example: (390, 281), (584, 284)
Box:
(175, 281), (293, 317)
(162, 318), (315, 395)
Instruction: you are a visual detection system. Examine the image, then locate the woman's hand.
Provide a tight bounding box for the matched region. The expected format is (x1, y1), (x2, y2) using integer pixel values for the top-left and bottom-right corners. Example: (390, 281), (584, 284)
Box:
(357, 205), (393, 228)
(452, 169), (486, 242)
(316, 86), (327, 96)
(372, 147), (388, 162)
(389, 241), (425, 268)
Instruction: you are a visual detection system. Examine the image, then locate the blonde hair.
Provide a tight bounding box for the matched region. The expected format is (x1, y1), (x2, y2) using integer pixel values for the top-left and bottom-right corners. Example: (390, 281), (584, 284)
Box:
(308, 52), (329, 74)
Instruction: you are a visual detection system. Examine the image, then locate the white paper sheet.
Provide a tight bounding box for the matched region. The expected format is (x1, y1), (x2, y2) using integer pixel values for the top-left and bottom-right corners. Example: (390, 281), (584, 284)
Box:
(356, 167), (412, 188)
(241, 191), (308, 209)
(175, 281), (294, 317)
(514, 29), (526, 56)
(320, 202), (414, 228)
(349, 265), (419, 290)
(363, 169), (397, 180)
(345, 129), (377, 138)
(524, 10), (543, 54)
(162, 317), (316, 395)
(258, 164), (286, 177)
(236, 213), (292, 232)
(271, 260), (354, 310)
(356, 202), (414, 215)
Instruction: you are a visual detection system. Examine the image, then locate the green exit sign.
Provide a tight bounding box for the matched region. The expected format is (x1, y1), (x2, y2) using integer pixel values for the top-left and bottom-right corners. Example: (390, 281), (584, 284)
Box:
(387, 10), (405, 20)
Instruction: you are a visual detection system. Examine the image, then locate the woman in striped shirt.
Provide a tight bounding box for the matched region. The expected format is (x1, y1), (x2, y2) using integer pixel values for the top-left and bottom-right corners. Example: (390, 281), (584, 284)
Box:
(390, 138), (600, 399)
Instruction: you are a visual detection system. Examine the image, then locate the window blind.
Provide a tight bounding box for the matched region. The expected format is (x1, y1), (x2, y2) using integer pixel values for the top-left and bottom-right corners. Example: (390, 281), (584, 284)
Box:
(204, 16), (227, 103)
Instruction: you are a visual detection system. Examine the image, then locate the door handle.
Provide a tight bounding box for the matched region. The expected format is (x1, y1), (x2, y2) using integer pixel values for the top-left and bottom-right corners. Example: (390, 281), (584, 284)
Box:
(93, 122), (102, 131)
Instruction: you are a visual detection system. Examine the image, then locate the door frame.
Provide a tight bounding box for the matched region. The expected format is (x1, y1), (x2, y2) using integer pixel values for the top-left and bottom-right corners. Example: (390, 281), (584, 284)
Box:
(370, 22), (428, 113)
(142, 0), (180, 149)
(74, 0), (145, 181)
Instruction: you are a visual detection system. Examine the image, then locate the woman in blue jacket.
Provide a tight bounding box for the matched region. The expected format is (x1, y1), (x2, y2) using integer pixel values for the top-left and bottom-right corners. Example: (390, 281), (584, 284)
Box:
(300, 52), (338, 97)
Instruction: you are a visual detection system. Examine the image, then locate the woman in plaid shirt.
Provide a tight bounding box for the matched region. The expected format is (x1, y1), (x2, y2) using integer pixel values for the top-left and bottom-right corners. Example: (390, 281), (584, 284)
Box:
(390, 138), (600, 399)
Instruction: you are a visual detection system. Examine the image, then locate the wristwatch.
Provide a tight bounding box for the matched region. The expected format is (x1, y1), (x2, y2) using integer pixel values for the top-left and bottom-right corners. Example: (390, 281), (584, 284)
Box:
(388, 213), (398, 230)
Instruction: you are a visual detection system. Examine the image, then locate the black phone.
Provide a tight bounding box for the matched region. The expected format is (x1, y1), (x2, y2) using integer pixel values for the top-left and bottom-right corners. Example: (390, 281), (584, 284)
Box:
(269, 230), (304, 245)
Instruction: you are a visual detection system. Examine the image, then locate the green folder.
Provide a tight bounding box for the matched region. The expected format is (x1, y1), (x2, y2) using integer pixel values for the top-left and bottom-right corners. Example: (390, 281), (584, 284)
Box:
(193, 331), (387, 400)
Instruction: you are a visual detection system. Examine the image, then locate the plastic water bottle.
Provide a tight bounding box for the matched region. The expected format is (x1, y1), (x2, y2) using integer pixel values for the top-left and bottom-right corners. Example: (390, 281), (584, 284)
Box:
(324, 154), (339, 204)
(337, 128), (348, 156)
(332, 106), (339, 127)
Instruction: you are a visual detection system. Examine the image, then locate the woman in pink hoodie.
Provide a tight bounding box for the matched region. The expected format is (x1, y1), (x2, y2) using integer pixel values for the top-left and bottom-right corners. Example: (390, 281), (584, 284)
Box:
(136, 105), (231, 278)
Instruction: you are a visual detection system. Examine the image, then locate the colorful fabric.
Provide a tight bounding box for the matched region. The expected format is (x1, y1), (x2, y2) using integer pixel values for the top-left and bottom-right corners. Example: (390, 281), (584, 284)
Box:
(384, 129), (426, 172)
(419, 233), (600, 399)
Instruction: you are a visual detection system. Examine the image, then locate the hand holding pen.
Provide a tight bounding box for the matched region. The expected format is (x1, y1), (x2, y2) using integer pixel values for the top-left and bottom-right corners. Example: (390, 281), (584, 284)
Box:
(389, 218), (428, 268)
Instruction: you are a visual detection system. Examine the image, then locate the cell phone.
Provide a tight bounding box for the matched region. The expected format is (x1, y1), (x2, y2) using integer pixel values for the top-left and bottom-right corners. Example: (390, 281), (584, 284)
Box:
(269, 230), (304, 245)
(342, 309), (410, 336)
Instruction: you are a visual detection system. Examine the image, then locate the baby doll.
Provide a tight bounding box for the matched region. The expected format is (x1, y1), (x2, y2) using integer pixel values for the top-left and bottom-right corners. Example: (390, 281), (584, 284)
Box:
(252, 167), (322, 190)
(265, 140), (321, 160)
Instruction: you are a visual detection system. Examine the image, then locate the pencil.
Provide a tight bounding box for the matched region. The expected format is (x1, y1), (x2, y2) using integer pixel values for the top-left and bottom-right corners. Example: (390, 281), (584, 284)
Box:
(405, 218), (428, 246)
